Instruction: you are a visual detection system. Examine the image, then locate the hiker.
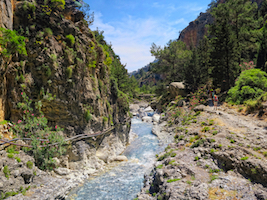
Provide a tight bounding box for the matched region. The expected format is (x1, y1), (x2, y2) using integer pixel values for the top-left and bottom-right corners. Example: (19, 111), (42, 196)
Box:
(214, 95), (218, 110)
(209, 89), (213, 106)
(211, 89), (215, 105)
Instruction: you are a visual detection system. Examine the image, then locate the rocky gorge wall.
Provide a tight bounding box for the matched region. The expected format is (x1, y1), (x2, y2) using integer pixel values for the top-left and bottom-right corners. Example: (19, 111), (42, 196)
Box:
(0, 0), (132, 197)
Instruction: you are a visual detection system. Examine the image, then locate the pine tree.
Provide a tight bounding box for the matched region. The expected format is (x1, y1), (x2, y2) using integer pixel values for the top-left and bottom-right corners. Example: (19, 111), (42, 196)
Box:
(208, 0), (258, 90)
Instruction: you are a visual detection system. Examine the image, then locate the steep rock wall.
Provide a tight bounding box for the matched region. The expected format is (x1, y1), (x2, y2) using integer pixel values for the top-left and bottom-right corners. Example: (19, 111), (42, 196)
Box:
(6, 0), (130, 139)
(0, 0), (13, 29)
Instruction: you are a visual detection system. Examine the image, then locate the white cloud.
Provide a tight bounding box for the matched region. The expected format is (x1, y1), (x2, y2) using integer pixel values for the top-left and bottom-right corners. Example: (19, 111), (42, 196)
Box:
(91, 11), (185, 72)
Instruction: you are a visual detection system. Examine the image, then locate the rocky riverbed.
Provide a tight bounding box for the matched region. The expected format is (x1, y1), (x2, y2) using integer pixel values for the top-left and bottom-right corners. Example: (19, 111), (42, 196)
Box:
(137, 103), (267, 200)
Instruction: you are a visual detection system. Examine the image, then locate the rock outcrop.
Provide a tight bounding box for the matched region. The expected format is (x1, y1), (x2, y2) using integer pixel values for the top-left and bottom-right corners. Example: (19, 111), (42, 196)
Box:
(0, 0), (13, 29)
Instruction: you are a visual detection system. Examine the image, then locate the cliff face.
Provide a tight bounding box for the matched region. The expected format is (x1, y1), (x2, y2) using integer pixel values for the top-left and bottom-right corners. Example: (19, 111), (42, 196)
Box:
(0, 0), (13, 29)
(179, 0), (264, 47)
(2, 0), (130, 138)
(178, 12), (212, 47)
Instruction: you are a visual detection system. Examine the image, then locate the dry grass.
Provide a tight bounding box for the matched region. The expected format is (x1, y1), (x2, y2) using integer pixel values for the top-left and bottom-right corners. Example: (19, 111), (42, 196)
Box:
(209, 187), (239, 200)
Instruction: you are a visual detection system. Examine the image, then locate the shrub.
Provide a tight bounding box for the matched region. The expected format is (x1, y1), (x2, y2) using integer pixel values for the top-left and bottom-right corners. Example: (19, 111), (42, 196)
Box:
(12, 92), (66, 171)
(230, 139), (235, 143)
(15, 157), (21, 162)
(194, 156), (199, 161)
(210, 175), (218, 182)
(85, 110), (92, 122)
(202, 126), (210, 132)
(167, 178), (181, 183)
(158, 152), (170, 161)
(66, 66), (73, 79)
(26, 161), (33, 169)
(210, 149), (215, 153)
(0, 28), (27, 58)
(51, 0), (65, 10)
(191, 139), (206, 148)
(156, 165), (163, 169)
(212, 131), (218, 135)
(253, 147), (261, 151)
(263, 151), (267, 157)
(46, 67), (51, 77)
(170, 152), (176, 157)
(227, 69), (267, 104)
(66, 34), (75, 46)
(103, 116), (108, 122)
(7, 153), (14, 158)
(241, 156), (249, 160)
(44, 28), (53, 37)
(3, 166), (10, 179)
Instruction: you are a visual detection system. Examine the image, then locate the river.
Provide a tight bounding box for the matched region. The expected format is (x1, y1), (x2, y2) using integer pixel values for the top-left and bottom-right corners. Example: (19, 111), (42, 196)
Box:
(67, 117), (166, 200)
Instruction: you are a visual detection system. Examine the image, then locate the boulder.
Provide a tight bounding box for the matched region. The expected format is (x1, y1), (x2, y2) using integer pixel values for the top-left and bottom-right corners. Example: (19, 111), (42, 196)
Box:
(142, 116), (152, 123)
(113, 155), (128, 162)
(194, 105), (206, 112)
(96, 151), (109, 163)
(169, 82), (186, 98)
(54, 167), (71, 176)
(129, 104), (139, 112)
(152, 114), (160, 123)
(144, 106), (154, 112)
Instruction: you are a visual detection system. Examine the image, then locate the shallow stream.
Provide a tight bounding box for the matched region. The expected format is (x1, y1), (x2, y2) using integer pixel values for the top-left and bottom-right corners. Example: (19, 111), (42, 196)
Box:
(67, 117), (166, 200)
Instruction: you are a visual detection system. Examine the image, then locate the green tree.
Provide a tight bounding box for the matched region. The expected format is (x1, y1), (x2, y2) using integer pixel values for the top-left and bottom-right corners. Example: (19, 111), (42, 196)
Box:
(183, 38), (210, 91)
(150, 40), (191, 83)
(208, 0), (258, 90)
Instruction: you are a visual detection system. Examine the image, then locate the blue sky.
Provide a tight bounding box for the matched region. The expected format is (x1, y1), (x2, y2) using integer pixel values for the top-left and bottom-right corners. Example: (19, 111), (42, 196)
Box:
(84, 0), (212, 72)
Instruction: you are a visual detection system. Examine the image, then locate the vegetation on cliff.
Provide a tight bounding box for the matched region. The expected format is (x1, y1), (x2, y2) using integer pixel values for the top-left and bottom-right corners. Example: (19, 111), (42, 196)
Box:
(0, 0), (137, 173)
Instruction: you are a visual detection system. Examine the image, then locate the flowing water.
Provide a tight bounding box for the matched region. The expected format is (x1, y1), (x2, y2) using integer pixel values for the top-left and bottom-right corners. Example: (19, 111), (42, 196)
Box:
(67, 117), (166, 200)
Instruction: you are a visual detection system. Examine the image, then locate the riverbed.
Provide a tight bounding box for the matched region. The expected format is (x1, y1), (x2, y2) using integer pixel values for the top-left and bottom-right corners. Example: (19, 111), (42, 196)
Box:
(66, 117), (166, 200)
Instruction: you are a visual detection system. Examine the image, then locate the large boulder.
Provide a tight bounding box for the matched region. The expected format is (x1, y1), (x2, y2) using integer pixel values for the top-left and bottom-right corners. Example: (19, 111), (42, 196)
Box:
(144, 106), (154, 112)
(142, 116), (152, 123)
(152, 114), (160, 123)
(169, 82), (186, 98)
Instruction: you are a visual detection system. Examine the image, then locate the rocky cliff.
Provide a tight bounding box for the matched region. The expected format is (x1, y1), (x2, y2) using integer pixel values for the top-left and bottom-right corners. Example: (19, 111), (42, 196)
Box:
(0, 0), (13, 30)
(0, 0), (131, 196)
(5, 0), (130, 136)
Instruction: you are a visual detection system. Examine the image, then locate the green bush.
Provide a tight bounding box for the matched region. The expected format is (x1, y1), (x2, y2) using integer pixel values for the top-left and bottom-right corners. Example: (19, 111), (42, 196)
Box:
(51, 0), (65, 10)
(12, 92), (66, 171)
(7, 153), (14, 158)
(26, 161), (33, 169)
(85, 110), (92, 122)
(191, 139), (206, 148)
(103, 116), (108, 122)
(15, 157), (21, 162)
(212, 131), (218, 135)
(3, 166), (10, 179)
(66, 66), (73, 79)
(156, 164), (163, 169)
(0, 28), (27, 58)
(44, 28), (53, 37)
(170, 152), (176, 157)
(167, 178), (181, 183)
(227, 69), (267, 104)
(66, 34), (75, 47)
(241, 156), (249, 160)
